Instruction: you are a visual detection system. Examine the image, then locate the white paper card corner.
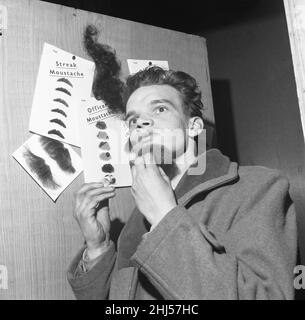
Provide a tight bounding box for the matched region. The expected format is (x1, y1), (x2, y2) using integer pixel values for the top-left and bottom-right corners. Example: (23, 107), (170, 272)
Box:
(127, 59), (169, 75)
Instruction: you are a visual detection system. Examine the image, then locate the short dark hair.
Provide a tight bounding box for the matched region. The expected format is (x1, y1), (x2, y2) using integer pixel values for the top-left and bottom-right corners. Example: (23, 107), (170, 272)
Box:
(123, 66), (205, 120)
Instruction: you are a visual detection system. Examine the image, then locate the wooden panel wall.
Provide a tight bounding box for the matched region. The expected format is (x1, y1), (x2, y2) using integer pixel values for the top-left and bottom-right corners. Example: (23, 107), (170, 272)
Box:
(0, 0), (213, 299)
(284, 0), (305, 143)
(284, 0), (305, 270)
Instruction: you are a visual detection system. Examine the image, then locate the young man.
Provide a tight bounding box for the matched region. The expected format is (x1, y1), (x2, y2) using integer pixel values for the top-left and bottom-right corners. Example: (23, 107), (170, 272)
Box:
(67, 67), (297, 299)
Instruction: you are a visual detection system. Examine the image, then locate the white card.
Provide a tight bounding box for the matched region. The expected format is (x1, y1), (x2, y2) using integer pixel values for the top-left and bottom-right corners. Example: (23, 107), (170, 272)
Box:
(78, 98), (132, 187)
(29, 43), (95, 147)
(12, 134), (83, 201)
(127, 59), (169, 75)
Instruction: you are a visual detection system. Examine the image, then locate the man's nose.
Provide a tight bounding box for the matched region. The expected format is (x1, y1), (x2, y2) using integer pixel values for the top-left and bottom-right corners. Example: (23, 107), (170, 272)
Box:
(136, 117), (154, 128)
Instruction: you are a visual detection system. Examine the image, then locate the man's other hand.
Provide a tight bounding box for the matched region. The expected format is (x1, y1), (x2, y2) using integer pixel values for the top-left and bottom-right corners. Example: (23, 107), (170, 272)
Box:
(73, 181), (116, 258)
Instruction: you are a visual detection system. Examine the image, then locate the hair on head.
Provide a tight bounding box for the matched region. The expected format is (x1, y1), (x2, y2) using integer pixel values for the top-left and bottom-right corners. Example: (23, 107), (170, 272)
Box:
(124, 66), (205, 120)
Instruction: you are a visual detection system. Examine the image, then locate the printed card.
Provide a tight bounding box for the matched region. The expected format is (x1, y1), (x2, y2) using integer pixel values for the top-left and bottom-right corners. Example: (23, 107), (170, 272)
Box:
(12, 134), (83, 201)
(78, 98), (132, 187)
(29, 43), (95, 147)
(127, 59), (169, 74)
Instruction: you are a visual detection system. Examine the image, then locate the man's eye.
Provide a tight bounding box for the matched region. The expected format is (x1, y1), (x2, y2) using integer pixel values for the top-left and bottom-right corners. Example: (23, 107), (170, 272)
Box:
(155, 106), (168, 114)
(129, 118), (137, 125)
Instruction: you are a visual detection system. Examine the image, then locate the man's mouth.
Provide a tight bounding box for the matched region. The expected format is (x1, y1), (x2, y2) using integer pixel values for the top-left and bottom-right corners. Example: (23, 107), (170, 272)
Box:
(130, 135), (154, 155)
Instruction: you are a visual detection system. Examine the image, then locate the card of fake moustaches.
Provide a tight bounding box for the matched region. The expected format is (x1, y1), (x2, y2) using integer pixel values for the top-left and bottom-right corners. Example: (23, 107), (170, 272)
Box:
(78, 97), (132, 187)
(29, 43), (95, 147)
(12, 134), (83, 201)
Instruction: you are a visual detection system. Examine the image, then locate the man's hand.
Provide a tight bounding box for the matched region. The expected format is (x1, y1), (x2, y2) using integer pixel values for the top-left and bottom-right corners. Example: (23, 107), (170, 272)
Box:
(73, 181), (116, 259)
(131, 152), (177, 228)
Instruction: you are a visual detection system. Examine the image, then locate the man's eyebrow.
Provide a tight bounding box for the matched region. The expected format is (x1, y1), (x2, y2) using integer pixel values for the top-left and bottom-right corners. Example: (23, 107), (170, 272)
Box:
(150, 99), (175, 107)
(124, 99), (175, 121)
(124, 111), (137, 121)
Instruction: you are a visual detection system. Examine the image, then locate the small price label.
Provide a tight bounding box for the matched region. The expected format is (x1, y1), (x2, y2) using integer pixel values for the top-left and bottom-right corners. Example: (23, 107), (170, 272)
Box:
(127, 59), (169, 75)
(0, 5), (8, 33)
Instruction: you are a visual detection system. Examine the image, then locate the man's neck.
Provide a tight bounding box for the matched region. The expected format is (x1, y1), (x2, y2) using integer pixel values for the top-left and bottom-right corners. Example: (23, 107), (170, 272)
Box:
(161, 144), (198, 189)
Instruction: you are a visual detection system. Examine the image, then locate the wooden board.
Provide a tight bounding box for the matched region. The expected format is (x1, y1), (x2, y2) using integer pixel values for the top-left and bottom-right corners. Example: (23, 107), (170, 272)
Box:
(0, 0), (213, 299)
(284, 0), (305, 142)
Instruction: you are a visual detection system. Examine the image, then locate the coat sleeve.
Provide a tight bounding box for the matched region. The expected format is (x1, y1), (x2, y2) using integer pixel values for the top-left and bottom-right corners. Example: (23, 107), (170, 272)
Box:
(130, 173), (297, 300)
(67, 240), (117, 300)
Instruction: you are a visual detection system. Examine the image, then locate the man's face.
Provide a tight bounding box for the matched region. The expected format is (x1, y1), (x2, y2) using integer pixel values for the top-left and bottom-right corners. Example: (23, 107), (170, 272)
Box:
(125, 84), (189, 164)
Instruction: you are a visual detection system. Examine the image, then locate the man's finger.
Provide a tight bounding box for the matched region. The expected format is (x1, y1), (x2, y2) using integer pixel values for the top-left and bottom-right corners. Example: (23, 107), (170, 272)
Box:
(158, 166), (171, 183)
(131, 135), (152, 156)
(76, 182), (106, 197)
(134, 156), (145, 172)
(143, 152), (161, 176)
(79, 191), (116, 214)
(85, 186), (115, 198)
(142, 151), (154, 166)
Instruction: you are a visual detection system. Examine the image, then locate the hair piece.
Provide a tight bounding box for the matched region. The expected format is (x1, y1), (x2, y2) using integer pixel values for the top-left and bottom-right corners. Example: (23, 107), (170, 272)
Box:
(83, 24), (125, 114)
(97, 131), (109, 140)
(23, 147), (60, 190)
(104, 174), (116, 184)
(53, 98), (69, 108)
(55, 87), (72, 96)
(48, 129), (65, 139)
(57, 78), (73, 87)
(50, 118), (66, 128)
(51, 108), (67, 118)
(102, 163), (114, 173)
(99, 152), (111, 161)
(96, 121), (107, 130)
(40, 136), (75, 174)
(99, 141), (110, 150)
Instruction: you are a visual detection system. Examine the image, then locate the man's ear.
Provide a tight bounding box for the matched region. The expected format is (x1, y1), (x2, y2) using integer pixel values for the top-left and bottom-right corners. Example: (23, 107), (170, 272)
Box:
(188, 117), (204, 138)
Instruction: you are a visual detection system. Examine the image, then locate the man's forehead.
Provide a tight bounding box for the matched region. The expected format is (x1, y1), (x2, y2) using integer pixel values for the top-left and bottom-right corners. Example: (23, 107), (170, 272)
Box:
(126, 84), (181, 110)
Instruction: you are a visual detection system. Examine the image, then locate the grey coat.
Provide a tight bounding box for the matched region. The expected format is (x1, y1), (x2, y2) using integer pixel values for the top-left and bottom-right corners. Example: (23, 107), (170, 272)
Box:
(67, 149), (297, 299)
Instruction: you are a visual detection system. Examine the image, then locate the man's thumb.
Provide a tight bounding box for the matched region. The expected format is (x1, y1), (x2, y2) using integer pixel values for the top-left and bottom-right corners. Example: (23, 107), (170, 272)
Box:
(158, 166), (171, 183)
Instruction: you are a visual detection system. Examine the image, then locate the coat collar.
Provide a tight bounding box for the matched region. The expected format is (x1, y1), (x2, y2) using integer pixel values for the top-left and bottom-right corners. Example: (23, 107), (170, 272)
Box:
(116, 148), (239, 270)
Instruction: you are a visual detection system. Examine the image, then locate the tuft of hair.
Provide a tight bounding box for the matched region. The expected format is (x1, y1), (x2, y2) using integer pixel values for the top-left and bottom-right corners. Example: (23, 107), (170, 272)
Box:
(124, 66), (205, 119)
(83, 24), (125, 114)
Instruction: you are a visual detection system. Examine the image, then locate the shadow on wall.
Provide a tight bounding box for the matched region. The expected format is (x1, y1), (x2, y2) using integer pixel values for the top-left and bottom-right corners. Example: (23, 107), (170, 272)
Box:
(211, 81), (304, 300)
(211, 79), (238, 163)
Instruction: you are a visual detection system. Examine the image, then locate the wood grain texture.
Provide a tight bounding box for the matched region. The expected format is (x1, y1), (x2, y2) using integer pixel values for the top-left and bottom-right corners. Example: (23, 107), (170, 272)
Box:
(0, 0), (213, 299)
(284, 0), (305, 267)
(284, 0), (305, 142)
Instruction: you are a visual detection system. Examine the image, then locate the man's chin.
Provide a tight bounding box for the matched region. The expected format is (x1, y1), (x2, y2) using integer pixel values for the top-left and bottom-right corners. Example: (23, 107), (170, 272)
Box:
(132, 144), (176, 165)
